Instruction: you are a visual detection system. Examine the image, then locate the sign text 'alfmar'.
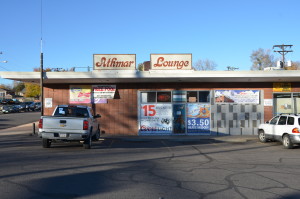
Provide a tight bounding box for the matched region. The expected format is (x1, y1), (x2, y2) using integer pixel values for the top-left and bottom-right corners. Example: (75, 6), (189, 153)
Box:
(151, 54), (192, 70)
(93, 54), (136, 70)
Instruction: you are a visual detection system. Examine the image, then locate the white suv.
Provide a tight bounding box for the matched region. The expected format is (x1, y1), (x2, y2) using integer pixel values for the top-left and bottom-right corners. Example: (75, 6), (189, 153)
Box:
(258, 114), (300, 149)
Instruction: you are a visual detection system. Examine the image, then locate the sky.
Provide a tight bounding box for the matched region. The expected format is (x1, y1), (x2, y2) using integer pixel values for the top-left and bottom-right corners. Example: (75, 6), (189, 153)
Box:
(0, 0), (299, 85)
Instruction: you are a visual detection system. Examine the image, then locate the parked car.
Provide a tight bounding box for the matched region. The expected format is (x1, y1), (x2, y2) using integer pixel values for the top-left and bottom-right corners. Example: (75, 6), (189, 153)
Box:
(1, 105), (13, 114)
(28, 102), (36, 111)
(34, 102), (41, 111)
(9, 105), (19, 113)
(258, 114), (300, 149)
(19, 102), (34, 112)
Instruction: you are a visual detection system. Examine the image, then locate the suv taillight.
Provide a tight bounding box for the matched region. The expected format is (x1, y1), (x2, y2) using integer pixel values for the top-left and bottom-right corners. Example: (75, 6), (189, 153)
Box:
(39, 119), (43, 129)
(83, 120), (89, 130)
(292, 128), (300, 133)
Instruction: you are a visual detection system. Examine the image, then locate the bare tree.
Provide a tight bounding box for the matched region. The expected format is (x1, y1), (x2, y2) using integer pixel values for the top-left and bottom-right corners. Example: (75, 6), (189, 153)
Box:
(193, 59), (217, 71)
(250, 48), (275, 70)
(137, 63), (144, 71)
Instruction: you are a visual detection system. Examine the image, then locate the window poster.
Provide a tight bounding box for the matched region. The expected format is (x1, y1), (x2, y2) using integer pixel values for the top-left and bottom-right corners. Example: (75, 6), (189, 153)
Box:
(70, 85), (91, 104)
(215, 90), (260, 104)
(45, 98), (53, 108)
(187, 104), (210, 134)
(139, 104), (172, 134)
(92, 85), (116, 99)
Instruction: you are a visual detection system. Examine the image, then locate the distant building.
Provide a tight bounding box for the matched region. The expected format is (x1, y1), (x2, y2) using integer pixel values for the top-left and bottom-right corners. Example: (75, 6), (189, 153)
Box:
(0, 88), (6, 99)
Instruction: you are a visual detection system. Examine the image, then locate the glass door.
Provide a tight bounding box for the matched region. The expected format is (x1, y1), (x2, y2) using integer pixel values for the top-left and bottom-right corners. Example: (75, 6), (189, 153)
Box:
(173, 104), (186, 134)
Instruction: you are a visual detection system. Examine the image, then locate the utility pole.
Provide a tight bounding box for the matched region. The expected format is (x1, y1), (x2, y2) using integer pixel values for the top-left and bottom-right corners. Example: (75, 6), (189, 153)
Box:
(40, 0), (44, 116)
(273, 44), (293, 67)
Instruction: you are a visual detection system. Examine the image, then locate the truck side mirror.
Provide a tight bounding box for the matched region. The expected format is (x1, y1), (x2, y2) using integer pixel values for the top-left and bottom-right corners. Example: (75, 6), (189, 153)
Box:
(94, 114), (101, 118)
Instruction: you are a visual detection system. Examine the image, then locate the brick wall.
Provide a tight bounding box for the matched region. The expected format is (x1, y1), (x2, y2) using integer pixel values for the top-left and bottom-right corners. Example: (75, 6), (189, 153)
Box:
(43, 82), (274, 136)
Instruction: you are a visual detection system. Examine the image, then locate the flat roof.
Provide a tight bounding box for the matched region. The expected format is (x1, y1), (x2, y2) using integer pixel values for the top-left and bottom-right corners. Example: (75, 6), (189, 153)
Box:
(0, 70), (299, 84)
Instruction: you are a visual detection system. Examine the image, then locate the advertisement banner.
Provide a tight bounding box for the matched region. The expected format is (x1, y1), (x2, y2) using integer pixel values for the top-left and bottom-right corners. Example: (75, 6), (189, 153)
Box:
(93, 85), (116, 99)
(93, 54), (136, 70)
(215, 90), (260, 104)
(139, 104), (172, 134)
(93, 98), (108, 104)
(70, 85), (91, 104)
(187, 104), (210, 134)
(151, 54), (192, 70)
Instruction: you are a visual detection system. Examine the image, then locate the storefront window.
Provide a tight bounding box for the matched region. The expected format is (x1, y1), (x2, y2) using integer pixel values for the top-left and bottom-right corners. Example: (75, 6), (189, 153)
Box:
(172, 91), (187, 102)
(293, 93), (300, 114)
(157, 92), (172, 102)
(139, 90), (211, 135)
(141, 92), (156, 103)
(187, 91), (197, 103)
(274, 93), (292, 115)
(199, 91), (210, 102)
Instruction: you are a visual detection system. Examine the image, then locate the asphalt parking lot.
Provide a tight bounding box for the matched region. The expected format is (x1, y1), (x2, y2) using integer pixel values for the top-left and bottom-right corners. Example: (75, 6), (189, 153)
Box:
(1, 124), (300, 199)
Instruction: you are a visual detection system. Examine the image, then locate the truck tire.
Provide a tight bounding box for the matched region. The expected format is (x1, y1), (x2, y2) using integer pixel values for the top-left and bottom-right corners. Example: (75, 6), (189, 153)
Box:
(282, 134), (293, 149)
(83, 133), (92, 149)
(92, 127), (100, 141)
(42, 138), (51, 148)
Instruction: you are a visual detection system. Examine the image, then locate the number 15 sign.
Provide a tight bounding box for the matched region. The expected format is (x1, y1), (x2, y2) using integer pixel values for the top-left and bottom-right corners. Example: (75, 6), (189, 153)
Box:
(139, 104), (172, 134)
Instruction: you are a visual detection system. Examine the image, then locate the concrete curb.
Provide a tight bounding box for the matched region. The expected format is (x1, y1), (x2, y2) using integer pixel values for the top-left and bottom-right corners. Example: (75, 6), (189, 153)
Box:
(101, 135), (258, 143)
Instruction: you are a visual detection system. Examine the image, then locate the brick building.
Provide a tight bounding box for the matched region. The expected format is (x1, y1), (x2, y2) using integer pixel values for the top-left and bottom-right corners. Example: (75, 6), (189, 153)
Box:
(1, 54), (300, 136)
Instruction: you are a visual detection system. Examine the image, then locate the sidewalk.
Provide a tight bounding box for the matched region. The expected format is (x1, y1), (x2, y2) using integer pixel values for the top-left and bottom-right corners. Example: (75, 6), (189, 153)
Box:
(0, 122), (38, 136)
(0, 122), (258, 143)
(101, 134), (258, 143)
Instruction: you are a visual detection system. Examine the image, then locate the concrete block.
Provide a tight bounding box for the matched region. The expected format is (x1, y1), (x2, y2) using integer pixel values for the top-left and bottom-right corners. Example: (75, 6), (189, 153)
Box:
(242, 128), (253, 135)
(230, 128), (241, 135)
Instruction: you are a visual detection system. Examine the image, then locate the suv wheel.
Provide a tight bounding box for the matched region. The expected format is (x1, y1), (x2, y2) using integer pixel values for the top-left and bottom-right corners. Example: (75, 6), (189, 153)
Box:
(282, 134), (293, 149)
(258, 130), (267, 143)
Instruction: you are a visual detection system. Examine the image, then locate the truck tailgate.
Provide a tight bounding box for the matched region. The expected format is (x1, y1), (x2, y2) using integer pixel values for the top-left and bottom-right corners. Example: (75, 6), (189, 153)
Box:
(42, 117), (85, 131)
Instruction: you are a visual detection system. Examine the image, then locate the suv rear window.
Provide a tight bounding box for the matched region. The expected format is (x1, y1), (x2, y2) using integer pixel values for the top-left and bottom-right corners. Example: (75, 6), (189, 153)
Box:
(278, 116), (287, 125)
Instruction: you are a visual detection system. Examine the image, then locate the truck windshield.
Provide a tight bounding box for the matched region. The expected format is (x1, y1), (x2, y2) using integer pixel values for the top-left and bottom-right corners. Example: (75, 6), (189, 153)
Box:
(53, 107), (89, 117)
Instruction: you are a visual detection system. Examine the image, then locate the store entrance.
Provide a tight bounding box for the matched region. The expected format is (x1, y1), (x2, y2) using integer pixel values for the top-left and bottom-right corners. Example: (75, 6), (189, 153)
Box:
(173, 104), (186, 134)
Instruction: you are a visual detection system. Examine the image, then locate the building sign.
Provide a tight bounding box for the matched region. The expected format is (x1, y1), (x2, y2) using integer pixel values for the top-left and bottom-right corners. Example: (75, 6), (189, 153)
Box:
(70, 85), (91, 104)
(264, 99), (273, 106)
(273, 83), (291, 92)
(92, 85), (116, 99)
(187, 104), (210, 134)
(139, 104), (172, 134)
(150, 54), (192, 70)
(215, 90), (260, 104)
(93, 54), (136, 70)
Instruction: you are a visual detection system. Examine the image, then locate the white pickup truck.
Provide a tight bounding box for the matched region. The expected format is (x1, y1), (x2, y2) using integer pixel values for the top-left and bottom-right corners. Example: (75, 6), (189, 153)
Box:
(38, 105), (101, 149)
